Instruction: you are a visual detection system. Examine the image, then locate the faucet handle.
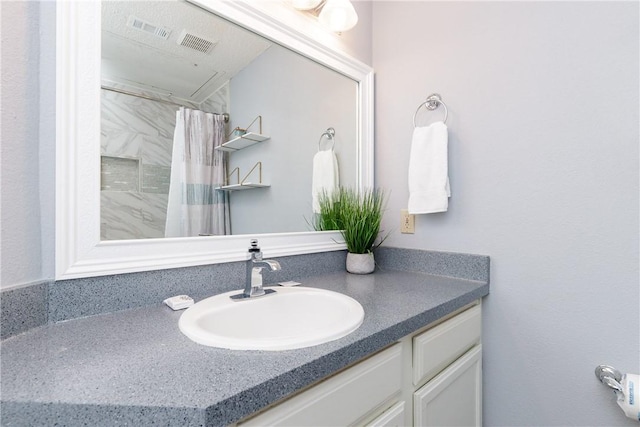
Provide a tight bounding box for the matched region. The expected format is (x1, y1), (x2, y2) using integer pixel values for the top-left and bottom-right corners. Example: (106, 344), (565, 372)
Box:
(248, 239), (263, 261)
(248, 239), (260, 253)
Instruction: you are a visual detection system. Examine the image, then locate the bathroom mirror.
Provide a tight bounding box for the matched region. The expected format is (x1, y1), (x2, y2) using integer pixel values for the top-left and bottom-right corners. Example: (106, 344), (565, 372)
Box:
(100, 1), (359, 240)
(56, 0), (373, 279)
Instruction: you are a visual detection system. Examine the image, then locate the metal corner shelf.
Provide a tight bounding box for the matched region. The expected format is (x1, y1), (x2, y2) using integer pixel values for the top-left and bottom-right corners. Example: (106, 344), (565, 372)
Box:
(216, 183), (270, 192)
(215, 133), (270, 152)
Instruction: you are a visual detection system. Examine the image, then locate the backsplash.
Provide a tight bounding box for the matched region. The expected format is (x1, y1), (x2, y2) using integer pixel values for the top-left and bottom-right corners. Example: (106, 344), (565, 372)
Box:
(0, 282), (49, 340)
(375, 247), (490, 282)
(0, 247), (489, 340)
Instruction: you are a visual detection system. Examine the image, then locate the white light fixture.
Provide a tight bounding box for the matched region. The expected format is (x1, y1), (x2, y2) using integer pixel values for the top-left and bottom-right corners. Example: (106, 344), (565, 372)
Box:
(318, 0), (358, 32)
(292, 0), (359, 33)
(291, 0), (323, 11)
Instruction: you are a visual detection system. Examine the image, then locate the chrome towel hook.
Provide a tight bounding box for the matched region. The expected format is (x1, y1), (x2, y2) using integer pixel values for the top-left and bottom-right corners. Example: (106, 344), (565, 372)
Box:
(413, 93), (449, 128)
(318, 127), (336, 151)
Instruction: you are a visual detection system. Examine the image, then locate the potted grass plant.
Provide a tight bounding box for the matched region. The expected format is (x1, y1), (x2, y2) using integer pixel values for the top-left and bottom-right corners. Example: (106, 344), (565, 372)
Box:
(314, 187), (388, 274)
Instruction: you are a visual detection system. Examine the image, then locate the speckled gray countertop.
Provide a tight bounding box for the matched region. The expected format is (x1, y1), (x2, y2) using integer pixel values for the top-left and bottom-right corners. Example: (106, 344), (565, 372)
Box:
(1, 269), (489, 426)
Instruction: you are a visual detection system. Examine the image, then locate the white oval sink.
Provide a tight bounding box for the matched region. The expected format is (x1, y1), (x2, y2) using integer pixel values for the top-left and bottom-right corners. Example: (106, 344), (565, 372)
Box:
(179, 287), (364, 351)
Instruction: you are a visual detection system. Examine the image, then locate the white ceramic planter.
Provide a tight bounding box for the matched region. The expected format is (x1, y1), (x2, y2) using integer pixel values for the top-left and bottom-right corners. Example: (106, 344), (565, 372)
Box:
(346, 252), (375, 274)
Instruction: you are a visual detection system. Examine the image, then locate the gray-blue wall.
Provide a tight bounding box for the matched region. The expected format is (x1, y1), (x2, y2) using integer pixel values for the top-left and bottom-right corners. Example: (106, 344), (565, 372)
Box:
(373, 2), (639, 425)
(2, 1), (639, 426)
(1, 1), (56, 288)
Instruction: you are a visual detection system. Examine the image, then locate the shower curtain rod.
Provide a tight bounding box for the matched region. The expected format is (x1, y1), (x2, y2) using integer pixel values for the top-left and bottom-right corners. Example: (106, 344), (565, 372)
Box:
(100, 85), (230, 123)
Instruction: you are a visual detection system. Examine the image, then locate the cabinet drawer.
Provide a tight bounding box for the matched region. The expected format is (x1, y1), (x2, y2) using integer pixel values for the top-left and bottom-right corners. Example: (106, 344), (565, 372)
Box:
(240, 344), (403, 426)
(413, 304), (481, 386)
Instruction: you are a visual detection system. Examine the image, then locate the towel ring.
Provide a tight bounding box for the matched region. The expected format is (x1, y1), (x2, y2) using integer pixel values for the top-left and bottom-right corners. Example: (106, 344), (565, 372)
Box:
(318, 127), (335, 151)
(413, 94), (448, 128)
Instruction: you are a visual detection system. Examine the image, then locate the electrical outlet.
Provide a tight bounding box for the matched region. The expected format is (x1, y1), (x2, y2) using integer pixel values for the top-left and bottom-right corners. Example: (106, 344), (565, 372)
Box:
(400, 209), (415, 234)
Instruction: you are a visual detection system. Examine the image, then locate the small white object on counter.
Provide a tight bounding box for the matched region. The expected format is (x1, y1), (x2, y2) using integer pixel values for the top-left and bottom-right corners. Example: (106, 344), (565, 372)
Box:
(163, 295), (194, 310)
(278, 281), (302, 287)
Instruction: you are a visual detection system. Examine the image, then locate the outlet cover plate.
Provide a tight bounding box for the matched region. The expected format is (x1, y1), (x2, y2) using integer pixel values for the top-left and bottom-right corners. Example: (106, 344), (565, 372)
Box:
(401, 209), (415, 234)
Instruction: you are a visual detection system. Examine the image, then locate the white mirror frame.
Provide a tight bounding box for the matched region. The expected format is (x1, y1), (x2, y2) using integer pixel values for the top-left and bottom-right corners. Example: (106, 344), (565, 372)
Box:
(56, 0), (374, 280)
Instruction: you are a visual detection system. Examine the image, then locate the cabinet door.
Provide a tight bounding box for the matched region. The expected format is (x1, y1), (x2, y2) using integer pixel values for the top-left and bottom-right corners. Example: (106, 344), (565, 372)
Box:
(414, 345), (482, 427)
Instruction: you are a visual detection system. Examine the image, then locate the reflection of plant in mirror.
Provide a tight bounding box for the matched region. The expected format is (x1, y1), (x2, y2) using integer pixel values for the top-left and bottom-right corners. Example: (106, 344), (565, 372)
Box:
(314, 187), (388, 254)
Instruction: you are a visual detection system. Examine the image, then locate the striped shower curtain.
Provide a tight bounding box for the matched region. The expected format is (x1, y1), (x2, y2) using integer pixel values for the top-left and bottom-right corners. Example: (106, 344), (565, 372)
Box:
(165, 107), (230, 237)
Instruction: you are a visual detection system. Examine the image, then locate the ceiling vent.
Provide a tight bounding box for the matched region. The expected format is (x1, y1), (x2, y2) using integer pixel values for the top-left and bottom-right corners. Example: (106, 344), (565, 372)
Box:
(177, 30), (217, 54)
(127, 16), (171, 40)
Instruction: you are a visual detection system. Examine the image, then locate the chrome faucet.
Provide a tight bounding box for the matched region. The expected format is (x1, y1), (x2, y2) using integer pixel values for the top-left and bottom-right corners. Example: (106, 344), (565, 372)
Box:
(231, 239), (281, 300)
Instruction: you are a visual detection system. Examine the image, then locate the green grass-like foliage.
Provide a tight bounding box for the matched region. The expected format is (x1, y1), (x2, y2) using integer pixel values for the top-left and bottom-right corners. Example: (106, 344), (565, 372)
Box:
(314, 187), (387, 254)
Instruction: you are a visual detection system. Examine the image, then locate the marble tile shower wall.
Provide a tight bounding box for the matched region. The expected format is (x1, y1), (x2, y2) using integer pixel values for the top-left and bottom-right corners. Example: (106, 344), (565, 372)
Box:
(100, 84), (229, 240)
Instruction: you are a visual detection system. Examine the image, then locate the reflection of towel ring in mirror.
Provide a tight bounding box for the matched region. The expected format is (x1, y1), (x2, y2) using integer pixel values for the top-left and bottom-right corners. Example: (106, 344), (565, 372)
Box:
(413, 94), (448, 128)
(318, 127), (336, 151)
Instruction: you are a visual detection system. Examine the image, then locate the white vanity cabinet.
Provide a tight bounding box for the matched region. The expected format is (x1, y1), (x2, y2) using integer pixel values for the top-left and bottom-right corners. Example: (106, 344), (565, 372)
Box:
(237, 302), (482, 427)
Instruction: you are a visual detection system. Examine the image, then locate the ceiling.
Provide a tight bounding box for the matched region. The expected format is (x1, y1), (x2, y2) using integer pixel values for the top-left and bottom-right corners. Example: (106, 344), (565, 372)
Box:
(101, 0), (272, 104)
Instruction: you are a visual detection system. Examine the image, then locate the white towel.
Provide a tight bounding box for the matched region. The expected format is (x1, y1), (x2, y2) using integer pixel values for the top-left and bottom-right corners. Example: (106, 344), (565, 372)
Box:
(312, 150), (339, 213)
(408, 121), (451, 214)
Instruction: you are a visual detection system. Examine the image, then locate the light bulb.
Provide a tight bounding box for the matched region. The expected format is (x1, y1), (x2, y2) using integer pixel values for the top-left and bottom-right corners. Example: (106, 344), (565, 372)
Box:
(291, 0), (323, 10)
(318, 0), (358, 32)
